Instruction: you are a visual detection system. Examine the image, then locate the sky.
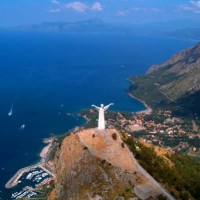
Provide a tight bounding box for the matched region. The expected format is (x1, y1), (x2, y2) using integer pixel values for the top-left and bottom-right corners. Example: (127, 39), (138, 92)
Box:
(1, 0), (200, 27)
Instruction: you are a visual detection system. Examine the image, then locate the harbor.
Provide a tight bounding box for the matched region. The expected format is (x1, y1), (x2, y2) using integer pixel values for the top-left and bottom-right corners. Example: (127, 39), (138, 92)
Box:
(5, 138), (55, 199)
(11, 187), (37, 199)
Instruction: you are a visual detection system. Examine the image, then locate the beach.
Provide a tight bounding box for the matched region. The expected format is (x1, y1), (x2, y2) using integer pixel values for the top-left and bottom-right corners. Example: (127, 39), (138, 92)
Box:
(5, 138), (55, 189)
(128, 93), (152, 114)
(40, 137), (55, 162)
(127, 78), (152, 114)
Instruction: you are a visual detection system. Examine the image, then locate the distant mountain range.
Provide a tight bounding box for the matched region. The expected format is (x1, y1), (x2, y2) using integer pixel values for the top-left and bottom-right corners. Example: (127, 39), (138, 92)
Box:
(9, 18), (129, 33)
(129, 42), (200, 116)
(7, 18), (200, 40)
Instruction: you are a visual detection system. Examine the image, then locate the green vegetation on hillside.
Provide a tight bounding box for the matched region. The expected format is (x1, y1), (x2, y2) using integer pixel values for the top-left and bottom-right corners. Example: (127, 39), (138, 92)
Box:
(129, 76), (173, 109)
(124, 137), (200, 199)
(129, 42), (200, 116)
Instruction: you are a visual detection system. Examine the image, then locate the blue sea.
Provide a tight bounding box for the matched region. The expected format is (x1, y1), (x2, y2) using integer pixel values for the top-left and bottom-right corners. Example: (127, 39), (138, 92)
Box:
(0, 31), (195, 199)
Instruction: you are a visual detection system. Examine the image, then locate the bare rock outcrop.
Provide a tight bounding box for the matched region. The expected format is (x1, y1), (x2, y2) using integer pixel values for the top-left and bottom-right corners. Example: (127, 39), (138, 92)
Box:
(49, 128), (172, 200)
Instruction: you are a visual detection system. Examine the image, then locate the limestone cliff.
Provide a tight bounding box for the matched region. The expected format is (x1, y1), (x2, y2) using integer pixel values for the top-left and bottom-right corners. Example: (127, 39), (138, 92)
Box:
(48, 128), (173, 200)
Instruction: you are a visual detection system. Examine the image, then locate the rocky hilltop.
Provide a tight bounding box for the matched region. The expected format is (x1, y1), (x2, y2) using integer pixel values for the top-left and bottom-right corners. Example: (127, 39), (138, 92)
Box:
(129, 42), (200, 115)
(48, 128), (173, 200)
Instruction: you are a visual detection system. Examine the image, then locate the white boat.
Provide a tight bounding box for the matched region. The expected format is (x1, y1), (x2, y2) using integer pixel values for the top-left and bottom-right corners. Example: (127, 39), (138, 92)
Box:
(59, 104), (64, 109)
(20, 124), (25, 130)
(8, 105), (13, 116)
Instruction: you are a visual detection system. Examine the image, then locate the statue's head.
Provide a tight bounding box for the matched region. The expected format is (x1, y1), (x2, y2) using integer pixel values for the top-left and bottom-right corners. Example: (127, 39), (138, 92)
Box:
(101, 104), (104, 108)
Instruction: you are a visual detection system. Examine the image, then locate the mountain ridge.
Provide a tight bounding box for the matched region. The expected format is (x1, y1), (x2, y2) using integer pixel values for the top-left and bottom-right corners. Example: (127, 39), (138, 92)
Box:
(129, 42), (200, 116)
(9, 18), (128, 33)
(6, 18), (200, 41)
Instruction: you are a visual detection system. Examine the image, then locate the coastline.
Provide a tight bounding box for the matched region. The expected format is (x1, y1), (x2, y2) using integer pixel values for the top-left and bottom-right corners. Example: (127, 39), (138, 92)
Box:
(127, 78), (152, 114)
(40, 137), (55, 162)
(5, 79), (152, 190)
(128, 92), (152, 114)
(5, 138), (55, 189)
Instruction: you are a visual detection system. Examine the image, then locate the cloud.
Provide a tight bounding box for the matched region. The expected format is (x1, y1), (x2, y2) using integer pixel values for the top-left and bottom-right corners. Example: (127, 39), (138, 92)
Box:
(117, 10), (129, 16)
(91, 2), (103, 11)
(50, 1), (104, 14)
(131, 7), (162, 13)
(49, 8), (61, 13)
(192, 0), (200, 7)
(148, 8), (162, 13)
(130, 7), (140, 12)
(64, 2), (88, 12)
(117, 7), (162, 16)
(52, 0), (60, 4)
(180, 1), (200, 13)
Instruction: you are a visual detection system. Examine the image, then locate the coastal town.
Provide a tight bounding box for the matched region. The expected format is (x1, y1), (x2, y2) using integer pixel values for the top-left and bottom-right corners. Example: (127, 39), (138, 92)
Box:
(80, 107), (200, 157)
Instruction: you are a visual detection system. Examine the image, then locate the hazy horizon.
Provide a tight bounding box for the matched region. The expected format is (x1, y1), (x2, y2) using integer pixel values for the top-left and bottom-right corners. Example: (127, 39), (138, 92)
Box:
(1, 0), (200, 27)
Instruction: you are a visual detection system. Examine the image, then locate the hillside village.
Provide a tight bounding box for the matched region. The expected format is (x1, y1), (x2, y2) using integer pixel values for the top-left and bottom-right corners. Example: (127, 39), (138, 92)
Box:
(80, 108), (200, 157)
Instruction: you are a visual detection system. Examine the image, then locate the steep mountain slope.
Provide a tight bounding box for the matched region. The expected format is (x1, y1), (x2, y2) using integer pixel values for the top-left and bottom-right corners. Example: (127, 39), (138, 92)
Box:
(49, 128), (173, 200)
(129, 42), (200, 115)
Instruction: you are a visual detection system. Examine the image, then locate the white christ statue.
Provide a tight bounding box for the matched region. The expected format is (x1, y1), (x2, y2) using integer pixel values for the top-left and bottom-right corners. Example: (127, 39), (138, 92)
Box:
(91, 103), (114, 130)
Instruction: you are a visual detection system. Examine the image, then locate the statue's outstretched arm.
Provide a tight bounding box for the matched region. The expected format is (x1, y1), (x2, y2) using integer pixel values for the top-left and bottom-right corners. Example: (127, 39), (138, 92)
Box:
(91, 105), (100, 111)
(104, 103), (114, 111)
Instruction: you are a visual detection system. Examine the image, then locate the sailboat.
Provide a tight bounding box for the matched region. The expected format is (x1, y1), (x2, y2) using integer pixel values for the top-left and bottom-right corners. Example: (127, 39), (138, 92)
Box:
(8, 105), (13, 116)
(20, 124), (25, 130)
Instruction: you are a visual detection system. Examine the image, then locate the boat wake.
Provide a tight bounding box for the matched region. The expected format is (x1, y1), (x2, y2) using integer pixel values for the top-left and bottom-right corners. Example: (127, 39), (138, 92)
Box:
(8, 105), (13, 116)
